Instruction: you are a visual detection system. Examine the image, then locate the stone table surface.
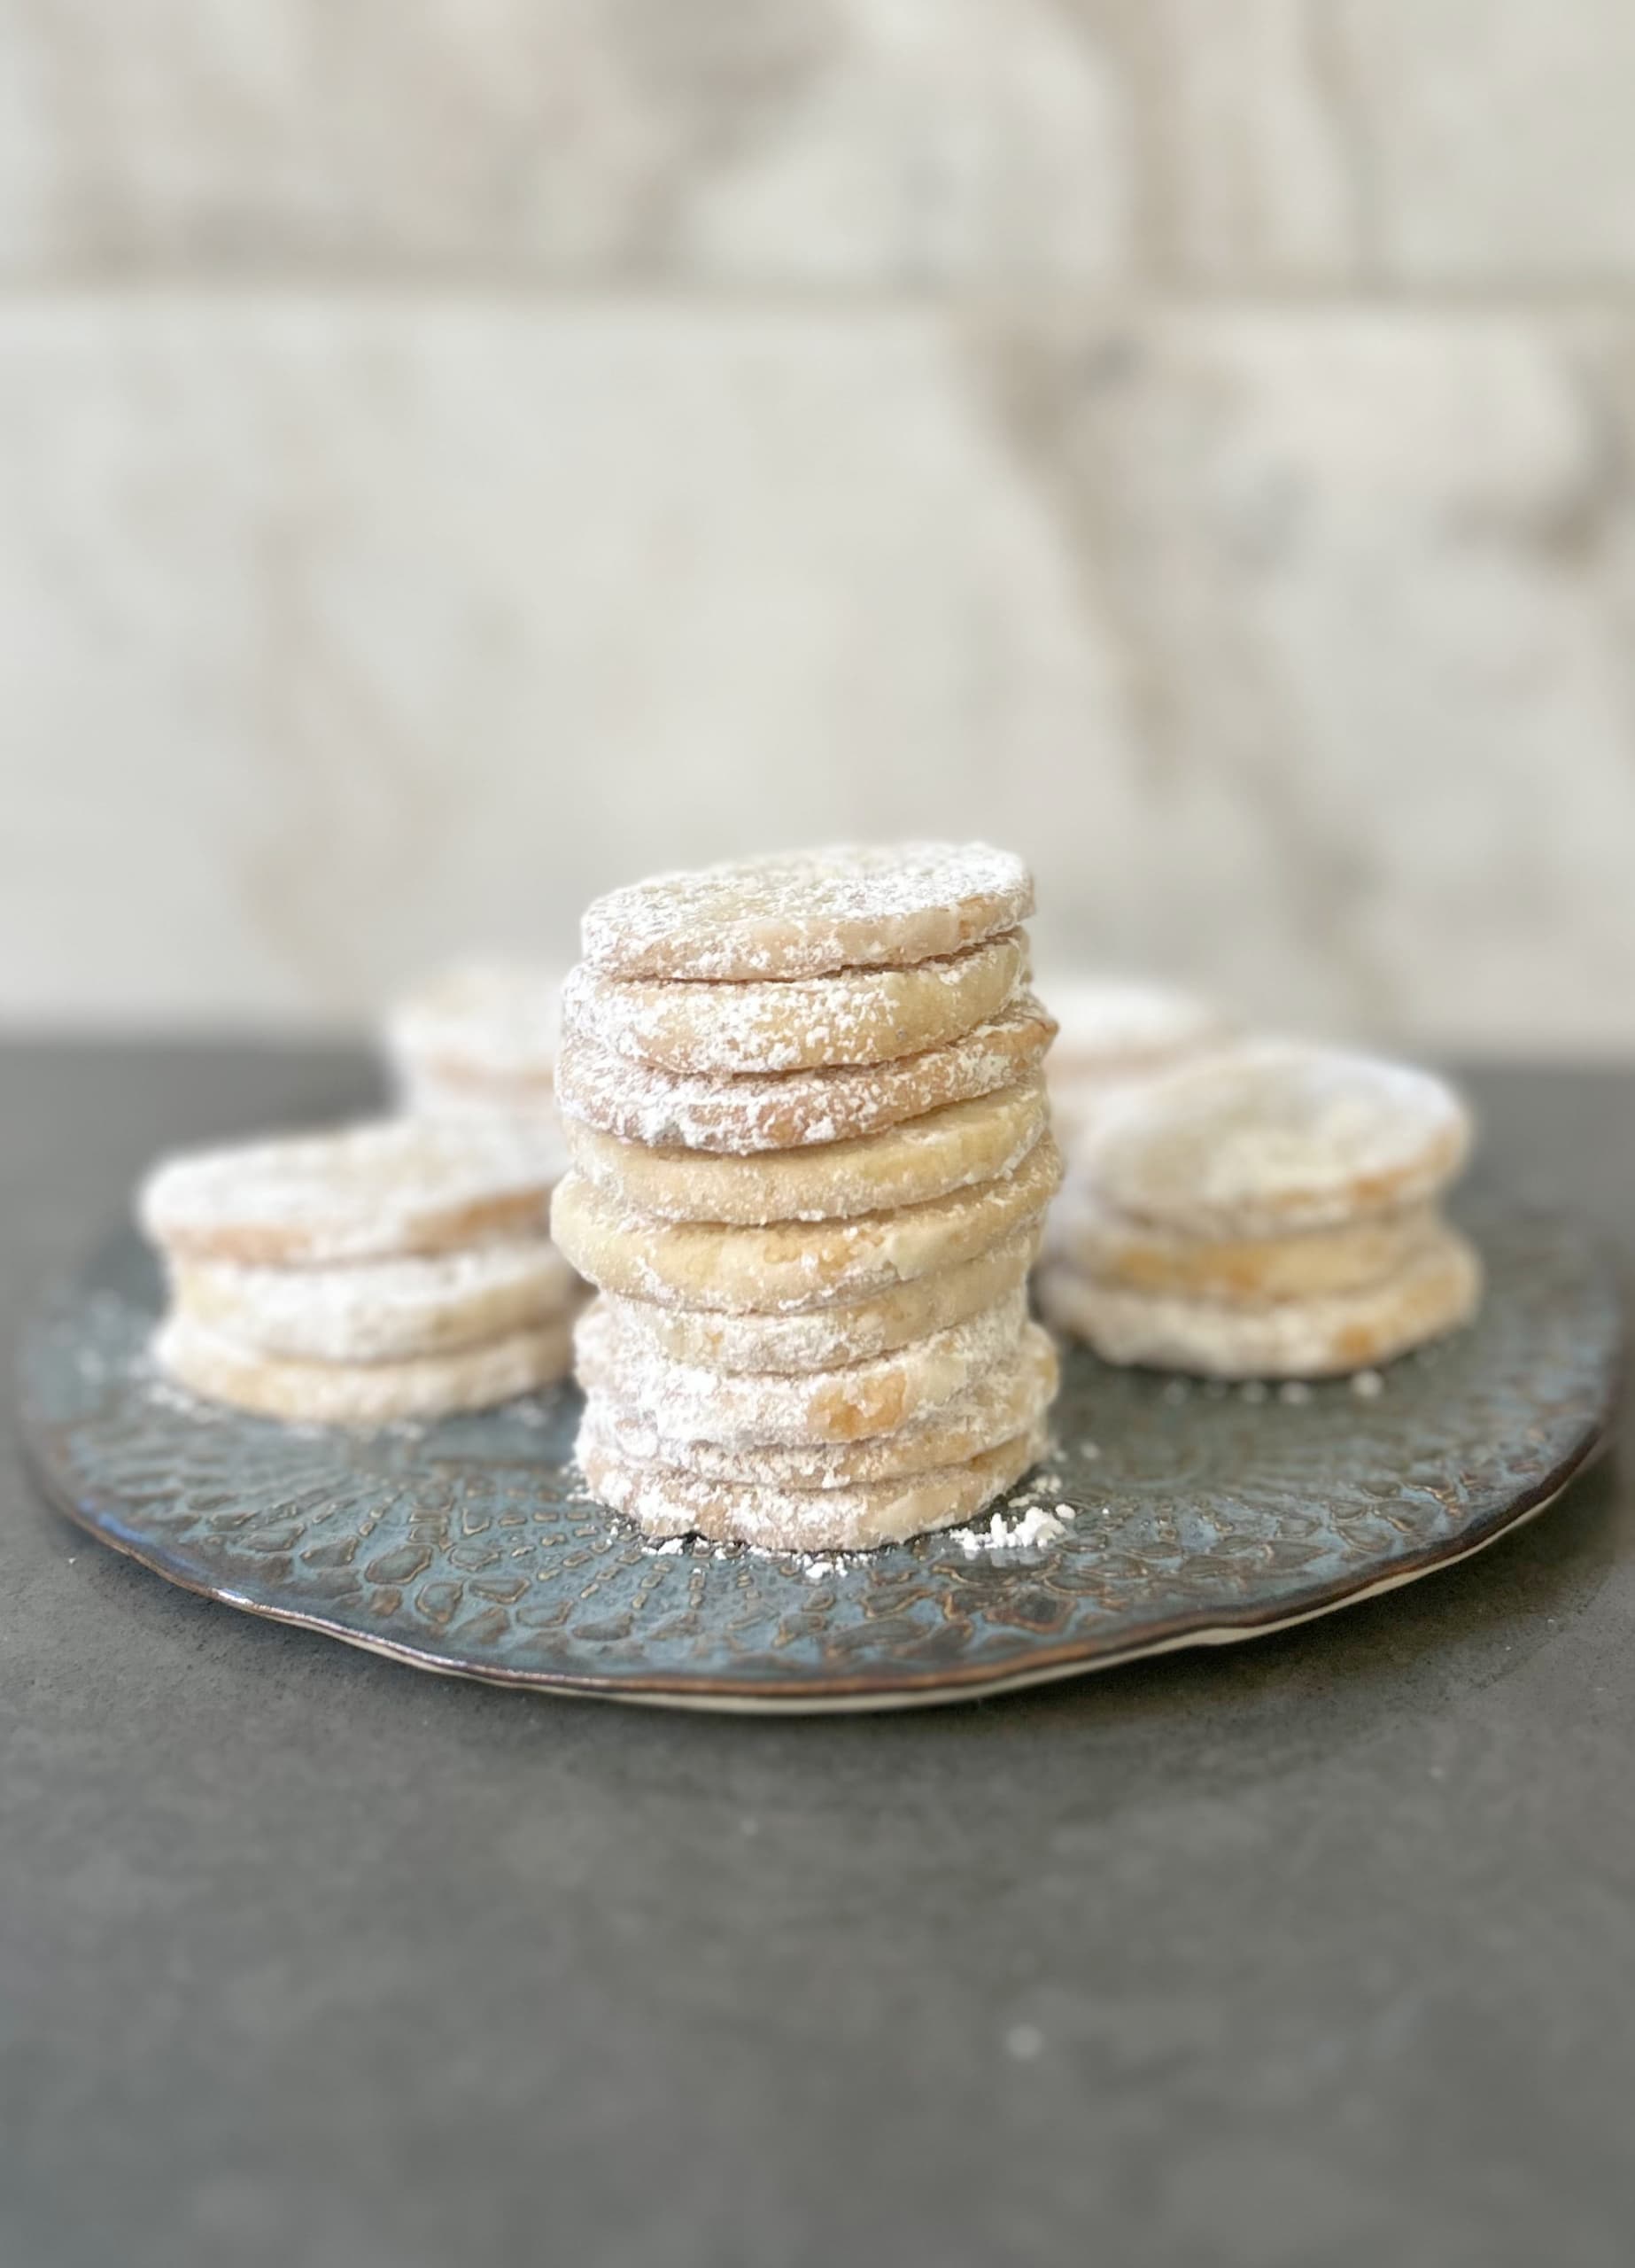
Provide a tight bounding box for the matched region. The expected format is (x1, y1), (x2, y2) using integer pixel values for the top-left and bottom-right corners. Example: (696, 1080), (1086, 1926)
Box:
(2, 1041), (1631, 2268)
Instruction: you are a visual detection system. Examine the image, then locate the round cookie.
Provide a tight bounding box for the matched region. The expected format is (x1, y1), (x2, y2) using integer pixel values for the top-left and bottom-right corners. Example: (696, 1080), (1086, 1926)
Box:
(601, 1221), (1040, 1372)
(554, 992), (1056, 1154)
(171, 1239), (582, 1365)
(1048, 976), (1229, 1082)
(1036, 1224), (1482, 1379)
(140, 1119), (559, 1267)
(581, 842), (1033, 982)
(562, 1074), (1047, 1226)
(584, 1324), (1057, 1488)
(579, 1422), (1048, 1553)
(561, 930), (1027, 1076)
(156, 1313), (575, 1425)
(1081, 1043), (1472, 1238)
(385, 959), (565, 1090)
(575, 1287), (1027, 1448)
(550, 1132), (1062, 1313)
(1050, 1194), (1441, 1307)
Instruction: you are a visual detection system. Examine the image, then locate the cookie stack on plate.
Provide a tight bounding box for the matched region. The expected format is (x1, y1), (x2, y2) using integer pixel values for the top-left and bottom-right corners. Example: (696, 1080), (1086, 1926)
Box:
(550, 844), (1065, 1550)
(1037, 1042), (1481, 1379)
(141, 1120), (583, 1423)
(385, 959), (566, 1150)
(1045, 977), (1232, 1153)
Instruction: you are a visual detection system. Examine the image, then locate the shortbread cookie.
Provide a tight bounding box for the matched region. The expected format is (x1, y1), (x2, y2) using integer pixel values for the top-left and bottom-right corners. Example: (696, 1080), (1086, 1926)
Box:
(585, 1323), (1058, 1487)
(171, 1239), (582, 1365)
(581, 842), (1033, 983)
(399, 1063), (558, 1118)
(576, 1287), (1027, 1447)
(1037, 1224), (1481, 1379)
(140, 1119), (559, 1266)
(551, 1132), (1061, 1313)
(1048, 977), (1228, 1081)
(562, 1074), (1047, 1226)
(156, 1313), (575, 1424)
(579, 1422), (1048, 1552)
(1050, 1194), (1441, 1307)
(601, 1221), (1040, 1372)
(1083, 1043), (1472, 1238)
(387, 959), (565, 1091)
(561, 930), (1027, 1076)
(554, 992), (1056, 1154)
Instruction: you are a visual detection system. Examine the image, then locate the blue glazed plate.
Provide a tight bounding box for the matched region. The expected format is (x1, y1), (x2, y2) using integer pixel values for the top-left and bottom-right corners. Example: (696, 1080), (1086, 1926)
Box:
(17, 1211), (1622, 1713)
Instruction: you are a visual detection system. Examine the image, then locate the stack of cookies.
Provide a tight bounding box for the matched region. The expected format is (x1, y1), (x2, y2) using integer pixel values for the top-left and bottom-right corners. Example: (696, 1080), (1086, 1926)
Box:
(1037, 1042), (1481, 1379)
(141, 1119), (582, 1423)
(1045, 977), (1232, 1153)
(550, 844), (1065, 1551)
(385, 959), (567, 1156)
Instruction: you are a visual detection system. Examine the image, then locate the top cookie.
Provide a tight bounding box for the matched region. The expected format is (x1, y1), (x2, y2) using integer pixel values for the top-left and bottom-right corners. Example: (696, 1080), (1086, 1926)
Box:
(1081, 1043), (1472, 1238)
(1048, 977), (1229, 1080)
(139, 1118), (559, 1266)
(580, 842), (1033, 982)
(386, 958), (565, 1089)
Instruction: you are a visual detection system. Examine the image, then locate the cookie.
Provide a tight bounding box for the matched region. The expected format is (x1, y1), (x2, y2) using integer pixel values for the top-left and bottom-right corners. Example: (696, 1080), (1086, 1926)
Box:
(551, 1131), (1062, 1313)
(575, 1287), (1027, 1447)
(1049, 1194), (1441, 1307)
(581, 842), (1033, 982)
(156, 1313), (575, 1424)
(1047, 977), (1229, 1082)
(140, 1119), (559, 1266)
(561, 929), (1027, 1076)
(1036, 1224), (1481, 1379)
(583, 1323), (1058, 1488)
(600, 1221), (1040, 1373)
(170, 1238), (582, 1365)
(562, 1074), (1048, 1226)
(554, 992), (1056, 1155)
(1081, 1043), (1472, 1238)
(578, 1422), (1048, 1552)
(386, 959), (565, 1089)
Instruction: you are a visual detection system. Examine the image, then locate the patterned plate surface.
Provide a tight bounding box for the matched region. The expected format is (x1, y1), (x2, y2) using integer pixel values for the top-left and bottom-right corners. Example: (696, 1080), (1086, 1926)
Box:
(18, 1212), (1623, 1712)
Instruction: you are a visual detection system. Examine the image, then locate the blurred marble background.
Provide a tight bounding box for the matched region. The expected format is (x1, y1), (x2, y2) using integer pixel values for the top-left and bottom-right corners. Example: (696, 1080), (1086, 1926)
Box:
(3, 0), (1633, 1047)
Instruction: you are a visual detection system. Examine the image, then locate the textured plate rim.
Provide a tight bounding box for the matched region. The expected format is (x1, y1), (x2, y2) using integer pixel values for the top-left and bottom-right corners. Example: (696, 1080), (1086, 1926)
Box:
(19, 1315), (1622, 1714)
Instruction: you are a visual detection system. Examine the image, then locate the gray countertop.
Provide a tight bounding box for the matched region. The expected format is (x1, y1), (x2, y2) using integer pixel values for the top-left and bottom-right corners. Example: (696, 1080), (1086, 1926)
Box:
(3, 1042), (1631, 2268)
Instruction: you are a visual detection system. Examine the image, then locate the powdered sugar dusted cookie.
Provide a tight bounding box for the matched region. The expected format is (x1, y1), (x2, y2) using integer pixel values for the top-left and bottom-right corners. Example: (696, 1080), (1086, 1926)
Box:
(1083, 1043), (1472, 1239)
(561, 930), (1027, 1076)
(140, 1119), (559, 1266)
(578, 1421), (1048, 1552)
(386, 959), (565, 1092)
(171, 1238), (582, 1365)
(554, 992), (1055, 1154)
(601, 1222), (1040, 1373)
(1048, 976), (1229, 1082)
(576, 1287), (1027, 1448)
(1050, 1193), (1441, 1307)
(550, 1133), (1062, 1313)
(562, 1074), (1048, 1226)
(583, 1324), (1057, 1489)
(1037, 1224), (1481, 1379)
(581, 842), (1033, 982)
(156, 1312), (575, 1424)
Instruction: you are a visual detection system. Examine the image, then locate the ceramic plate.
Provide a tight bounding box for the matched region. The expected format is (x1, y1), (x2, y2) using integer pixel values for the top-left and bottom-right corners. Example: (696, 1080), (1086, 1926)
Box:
(18, 1209), (1621, 1712)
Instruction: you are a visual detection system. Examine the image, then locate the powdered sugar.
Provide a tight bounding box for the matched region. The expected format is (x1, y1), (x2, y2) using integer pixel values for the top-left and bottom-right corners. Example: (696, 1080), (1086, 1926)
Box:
(140, 1117), (561, 1265)
(554, 992), (1055, 1153)
(576, 1285), (1031, 1449)
(1082, 1042), (1472, 1238)
(581, 842), (1033, 982)
(562, 931), (1027, 1076)
(562, 1074), (1049, 1226)
(550, 1132), (1062, 1314)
